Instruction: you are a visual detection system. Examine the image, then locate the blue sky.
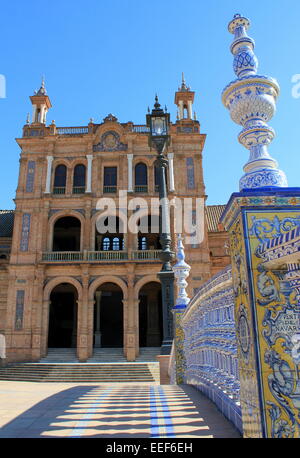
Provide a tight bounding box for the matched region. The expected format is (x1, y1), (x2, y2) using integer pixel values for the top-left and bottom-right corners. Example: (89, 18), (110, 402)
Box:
(1, 0), (300, 209)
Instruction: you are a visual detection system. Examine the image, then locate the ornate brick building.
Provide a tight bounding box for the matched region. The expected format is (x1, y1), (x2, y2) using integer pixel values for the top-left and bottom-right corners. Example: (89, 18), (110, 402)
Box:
(0, 77), (230, 362)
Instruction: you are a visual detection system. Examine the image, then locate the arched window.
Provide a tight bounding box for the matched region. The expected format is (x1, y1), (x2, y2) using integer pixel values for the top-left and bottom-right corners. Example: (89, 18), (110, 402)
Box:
(73, 164), (86, 194)
(96, 217), (124, 251)
(53, 216), (81, 251)
(102, 237), (110, 251)
(53, 165), (67, 194)
(135, 163), (148, 193)
(112, 237), (120, 251)
(138, 236), (148, 250)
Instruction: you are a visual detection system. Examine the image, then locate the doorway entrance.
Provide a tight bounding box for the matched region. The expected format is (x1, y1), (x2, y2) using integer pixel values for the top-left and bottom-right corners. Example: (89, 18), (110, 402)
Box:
(48, 283), (78, 348)
(93, 282), (123, 348)
(139, 282), (162, 347)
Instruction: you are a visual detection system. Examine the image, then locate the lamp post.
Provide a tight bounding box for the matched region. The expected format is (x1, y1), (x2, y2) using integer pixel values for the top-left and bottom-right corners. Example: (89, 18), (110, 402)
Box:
(146, 95), (175, 355)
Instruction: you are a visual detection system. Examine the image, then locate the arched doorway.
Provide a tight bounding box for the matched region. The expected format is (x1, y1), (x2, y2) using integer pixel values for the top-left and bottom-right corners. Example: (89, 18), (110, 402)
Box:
(139, 282), (162, 347)
(93, 282), (123, 348)
(48, 283), (78, 348)
(53, 216), (81, 251)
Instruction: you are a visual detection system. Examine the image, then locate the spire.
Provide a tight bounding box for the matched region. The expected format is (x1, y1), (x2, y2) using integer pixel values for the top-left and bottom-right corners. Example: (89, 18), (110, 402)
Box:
(180, 72), (189, 91)
(30, 77), (52, 124)
(175, 74), (194, 120)
(36, 75), (47, 96)
(222, 14), (287, 190)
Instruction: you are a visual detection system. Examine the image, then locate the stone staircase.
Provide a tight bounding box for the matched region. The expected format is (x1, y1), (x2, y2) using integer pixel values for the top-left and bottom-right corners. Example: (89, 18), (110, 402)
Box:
(0, 347), (161, 383)
(40, 348), (79, 363)
(0, 363), (159, 383)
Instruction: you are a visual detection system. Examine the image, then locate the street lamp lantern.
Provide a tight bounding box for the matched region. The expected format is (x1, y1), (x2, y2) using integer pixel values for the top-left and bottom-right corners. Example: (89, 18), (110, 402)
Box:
(146, 95), (174, 355)
(146, 95), (170, 152)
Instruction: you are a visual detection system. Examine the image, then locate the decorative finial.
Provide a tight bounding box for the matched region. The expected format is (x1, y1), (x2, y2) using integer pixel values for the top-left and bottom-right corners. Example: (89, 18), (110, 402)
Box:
(172, 234), (191, 311)
(26, 113), (30, 124)
(179, 72), (190, 91)
(36, 75), (47, 96)
(193, 111), (197, 121)
(222, 15), (287, 190)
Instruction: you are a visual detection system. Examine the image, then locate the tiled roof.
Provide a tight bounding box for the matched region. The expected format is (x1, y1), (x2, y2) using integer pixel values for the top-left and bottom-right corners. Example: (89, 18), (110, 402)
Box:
(0, 210), (14, 237)
(205, 205), (226, 232)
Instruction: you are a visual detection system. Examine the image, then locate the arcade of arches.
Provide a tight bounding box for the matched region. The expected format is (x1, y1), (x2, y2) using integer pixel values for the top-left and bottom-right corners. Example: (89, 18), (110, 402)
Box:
(45, 279), (163, 360)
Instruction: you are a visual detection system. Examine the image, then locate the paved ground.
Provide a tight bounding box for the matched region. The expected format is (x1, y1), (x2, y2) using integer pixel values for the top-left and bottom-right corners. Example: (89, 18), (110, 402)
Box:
(0, 381), (241, 438)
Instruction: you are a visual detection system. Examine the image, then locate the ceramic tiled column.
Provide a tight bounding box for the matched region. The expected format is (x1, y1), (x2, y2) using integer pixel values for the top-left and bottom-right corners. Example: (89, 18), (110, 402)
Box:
(221, 15), (300, 438)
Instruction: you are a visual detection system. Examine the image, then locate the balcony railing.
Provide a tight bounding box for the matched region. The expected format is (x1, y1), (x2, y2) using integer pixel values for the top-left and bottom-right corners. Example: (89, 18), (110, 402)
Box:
(134, 185), (148, 193)
(57, 127), (89, 135)
(72, 186), (86, 194)
(131, 250), (161, 260)
(132, 125), (150, 133)
(41, 249), (162, 263)
(103, 186), (117, 193)
(42, 252), (83, 262)
(87, 250), (128, 261)
(53, 187), (66, 195)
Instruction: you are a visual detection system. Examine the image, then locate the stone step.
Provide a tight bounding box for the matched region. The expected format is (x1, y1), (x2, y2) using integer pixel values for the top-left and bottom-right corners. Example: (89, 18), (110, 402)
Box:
(0, 362), (160, 383)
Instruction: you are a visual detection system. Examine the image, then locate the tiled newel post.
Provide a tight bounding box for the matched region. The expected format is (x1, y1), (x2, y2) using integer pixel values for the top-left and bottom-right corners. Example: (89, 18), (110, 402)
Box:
(221, 14), (300, 438)
(172, 234), (191, 384)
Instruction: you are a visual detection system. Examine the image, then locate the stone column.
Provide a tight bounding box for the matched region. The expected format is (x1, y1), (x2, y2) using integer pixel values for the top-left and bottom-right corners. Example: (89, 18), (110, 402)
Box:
(86, 154), (93, 193)
(167, 153), (175, 192)
(44, 156), (53, 194)
(125, 273), (136, 361)
(77, 272), (89, 361)
(127, 154), (133, 192)
(94, 291), (102, 347)
(41, 299), (51, 357)
(187, 101), (193, 119)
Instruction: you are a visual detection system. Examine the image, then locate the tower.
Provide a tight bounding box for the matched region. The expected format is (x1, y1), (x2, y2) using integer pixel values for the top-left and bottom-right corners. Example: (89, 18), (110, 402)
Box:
(29, 78), (52, 125)
(174, 74), (195, 120)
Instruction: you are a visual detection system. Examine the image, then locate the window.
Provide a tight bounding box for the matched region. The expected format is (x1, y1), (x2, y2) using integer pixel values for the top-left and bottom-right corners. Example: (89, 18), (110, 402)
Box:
(103, 167), (117, 193)
(73, 164), (86, 194)
(138, 236), (148, 250)
(135, 163), (148, 193)
(53, 165), (67, 194)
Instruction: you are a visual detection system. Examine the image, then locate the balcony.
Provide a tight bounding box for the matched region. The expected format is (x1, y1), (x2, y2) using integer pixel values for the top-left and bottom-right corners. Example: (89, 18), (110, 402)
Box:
(72, 186), (86, 194)
(134, 185), (148, 193)
(53, 187), (66, 195)
(103, 186), (117, 194)
(41, 250), (161, 263)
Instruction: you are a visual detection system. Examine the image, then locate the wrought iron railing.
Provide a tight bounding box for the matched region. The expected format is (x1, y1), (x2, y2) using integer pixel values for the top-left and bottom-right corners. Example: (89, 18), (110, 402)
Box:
(53, 187), (66, 195)
(72, 186), (86, 194)
(134, 185), (148, 193)
(103, 186), (117, 194)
